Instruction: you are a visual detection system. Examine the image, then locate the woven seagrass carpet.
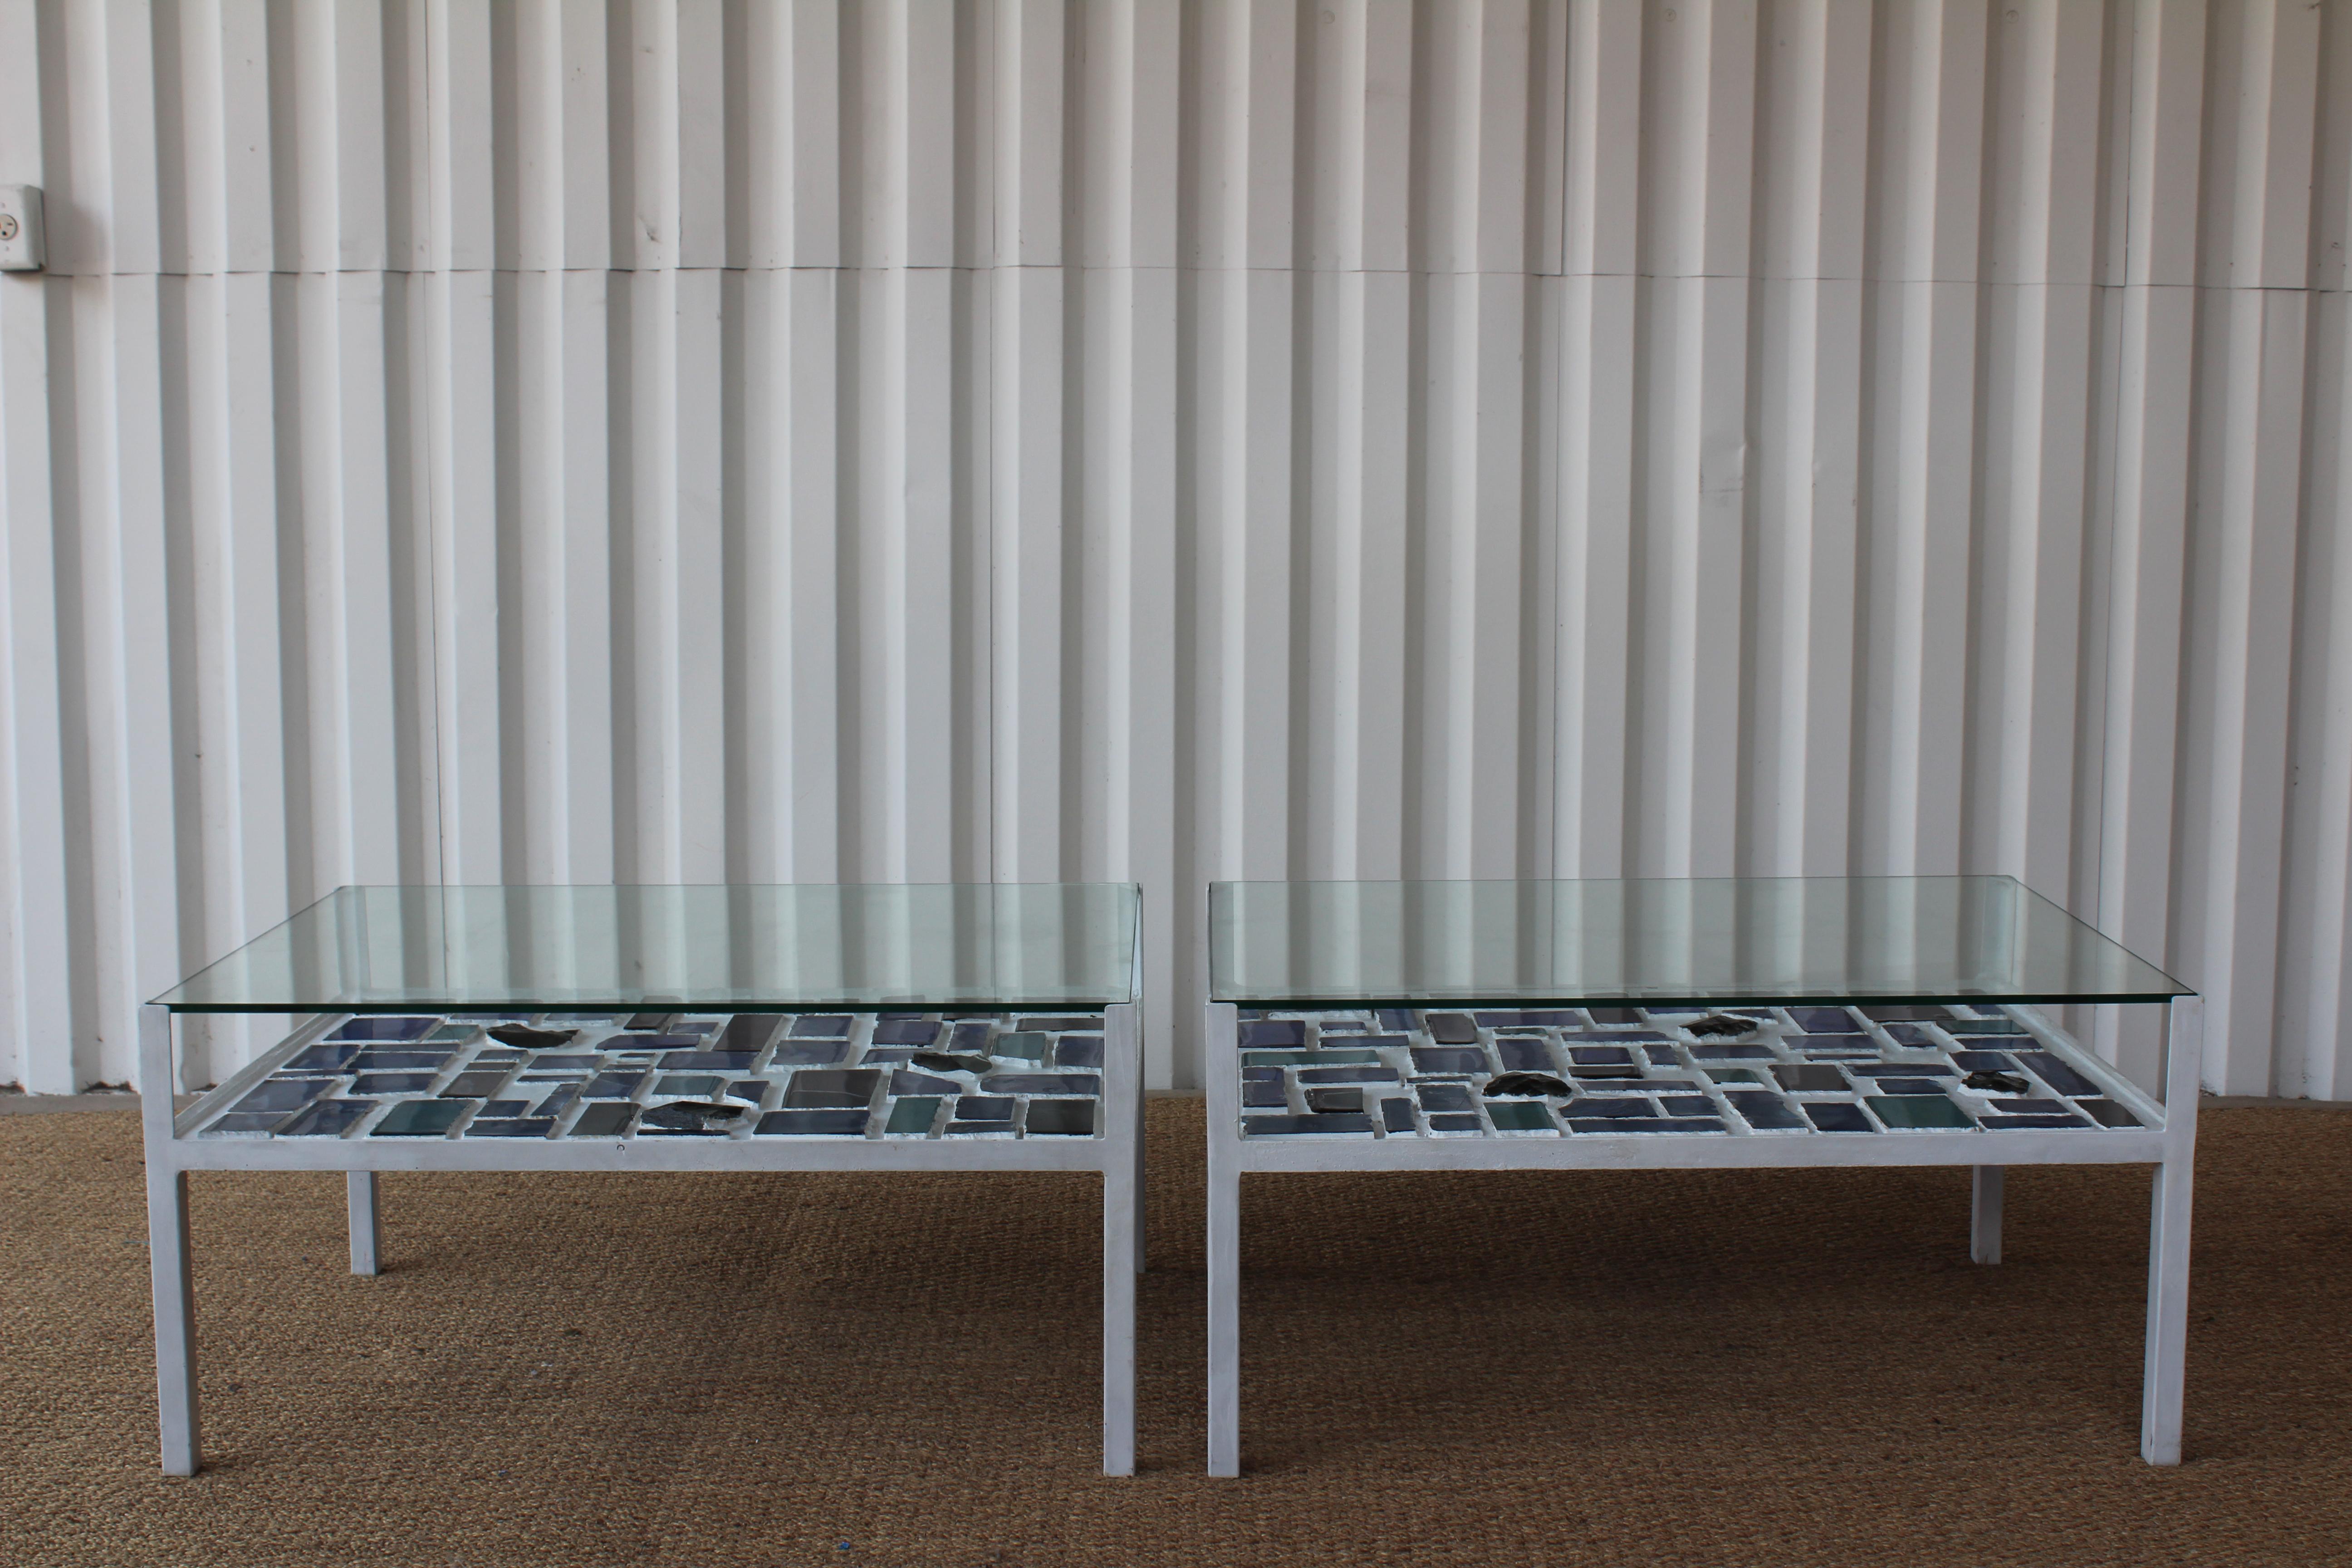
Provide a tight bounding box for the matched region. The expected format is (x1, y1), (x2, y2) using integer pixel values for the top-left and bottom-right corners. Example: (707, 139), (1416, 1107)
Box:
(3, 1101), (2350, 1566)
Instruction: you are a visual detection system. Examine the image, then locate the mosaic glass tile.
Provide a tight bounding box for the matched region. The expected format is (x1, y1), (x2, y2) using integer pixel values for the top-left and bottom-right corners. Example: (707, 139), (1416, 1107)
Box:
(478, 1099), (530, 1117)
(1568, 1046), (1635, 1066)
(640, 1101), (749, 1134)
(1875, 1078), (1955, 1096)
(1376, 1008), (1414, 1030)
(1691, 1044), (1774, 1061)
(1054, 1035), (1105, 1069)
(1416, 1083), (1475, 1113)
(1248, 1049), (1377, 1067)
(1486, 1101), (1555, 1134)
(1381, 1098), (1416, 1133)
(885, 1096), (942, 1135)
(279, 1098), (376, 1137)
(285, 1043), (363, 1072)
(1240, 1020), (1307, 1048)
(1588, 1008), (1644, 1024)
(981, 1073), (1104, 1095)
(769, 1039), (849, 1065)
(993, 1032), (1052, 1064)
(1571, 1066), (1644, 1081)
(1244, 1078), (1288, 1108)
(427, 1024), (477, 1042)
(1411, 1046), (1489, 1075)
(202, 1111), (295, 1136)
(330, 1017), (437, 1042)
(755, 1109), (868, 1137)
(1496, 1039), (1554, 1071)
(1568, 1117), (1725, 1134)
(2081, 1099), (2142, 1128)
(785, 1069), (880, 1108)
(528, 1054), (603, 1069)
(1861, 1005), (1945, 1022)
(466, 1118), (554, 1138)
(230, 1078), (332, 1115)
(353, 1073), (437, 1095)
(1571, 1097), (1656, 1118)
(1980, 1112), (2090, 1130)
(583, 1072), (647, 1099)
(1296, 1066), (1400, 1085)
(726, 1079), (769, 1103)
(1584, 1030), (1672, 1043)
(2019, 1053), (2100, 1097)
(531, 1084), (583, 1117)
(789, 1016), (852, 1037)
(1865, 1095), (1972, 1130)
(659, 1051), (756, 1072)
(1424, 1014), (1480, 1044)
(1426, 1112), (1485, 1134)
(1659, 1095), (1716, 1117)
(1803, 1102), (1874, 1132)
(955, 1096), (1016, 1122)
(1726, 1092), (1807, 1130)
(624, 1012), (675, 1030)
(441, 1071), (510, 1098)
(1774, 1064), (1849, 1092)
(656, 1074), (725, 1098)
(1707, 1068), (1764, 1085)
(1024, 1100), (1097, 1136)
(1020, 1015), (1105, 1033)
(1476, 1010), (1580, 1027)
(373, 1100), (469, 1137)
(1246, 1113), (1374, 1136)
(872, 1019), (941, 1046)
(1307, 1087), (1365, 1114)
(353, 1050), (456, 1070)
(949, 1020), (995, 1054)
(1791, 1007), (1858, 1033)
(1952, 1051), (2021, 1073)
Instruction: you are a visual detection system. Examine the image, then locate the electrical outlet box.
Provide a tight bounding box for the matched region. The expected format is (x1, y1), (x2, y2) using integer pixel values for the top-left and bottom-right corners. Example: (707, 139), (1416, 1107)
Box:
(0, 186), (46, 271)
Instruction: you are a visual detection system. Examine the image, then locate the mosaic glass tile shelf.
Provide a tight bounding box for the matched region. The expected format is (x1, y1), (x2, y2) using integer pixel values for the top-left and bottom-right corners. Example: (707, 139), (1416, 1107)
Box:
(186, 1010), (1109, 1142)
(1227, 1002), (2153, 1141)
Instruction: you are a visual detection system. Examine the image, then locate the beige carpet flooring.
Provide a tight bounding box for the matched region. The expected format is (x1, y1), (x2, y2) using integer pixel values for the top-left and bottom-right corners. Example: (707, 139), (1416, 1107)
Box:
(5, 1101), (2352, 1565)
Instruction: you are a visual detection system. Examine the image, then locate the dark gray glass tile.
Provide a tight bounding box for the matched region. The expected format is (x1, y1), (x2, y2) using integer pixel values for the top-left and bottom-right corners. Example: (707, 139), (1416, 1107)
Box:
(1587, 1008), (1644, 1024)
(1881, 1024), (1937, 1048)
(873, 1019), (941, 1046)
(1019, 1015), (1104, 1033)
(1376, 1009), (1414, 1030)
(624, 1012), (675, 1030)
(232, 1078), (331, 1115)
(1568, 1046), (1634, 1066)
(658, 1051), (757, 1072)
(1245, 1114), (1374, 1136)
(279, 1098), (376, 1136)
(441, 1071), (509, 1099)
(1426, 1112), (1485, 1133)
(2019, 1052), (2100, 1097)
(784, 1069), (881, 1108)
(954, 1096), (1016, 1122)
(2081, 1099), (2143, 1128)
(1803, 1102), (1874, 1132)
(1691, 1044), (1775, 1060)
(1568, 1117), (1725, 1134)
(640, 1101), (751, 1133)
(1055, 1036), (1104, 1069)
(1416, 1083), (1475, 1113)
(1774, 1064), (1850, 1092)
(1644, 1046), (1682, 1066)
(726, 1079), (769, 1103)
(1951, 1051), (2020, 1073)
(352, 1050), (456, 1071)
(478, 1099), (530, 1117)
(1381, 1098), (1415, 1133)
(1706, 1068), (1764, 1085)
(582, 1072), (647, 1099)
(1571, 1067), (1644, 1081)
(1866, 1095), (1972, 1129)
(531, 1084), (583, 1118)
(769, 1039), (848, 1066)
(1875, 1078), (1953, 1096)
(1242, 1065), (1283, 1082)
(372, 1100), (467, 1137)
(1497, 1039), (1554, 1072)
(889, 1069), (965, 1098)
(1726, 1092), (1807, 1130)
(528, 1054), (603, 1070)
(1570, 1097), (1656, 1118)
(329, 1016), (437, 1042)
(1243, 1079), (1288, 1108)
(789, 1016), (851, 1038)
(858, 1048), (920, 1065)
(1239, 1019), (1306, 1048)
(950, 1020), (995, 1054)
(1980, 1112), (2091, 1130)
(1024, 1100), (1096, 1135)
(655, 1074), (725, 1098)
(202, 1112), (294, 1136)
(1486, 1101), (1554, 1133)
(1475, 1010), (1579, 1027)
(1307, 1087), (1363, 1114)
(1792, 1008), (1858, 1033)
(284, 1043), (363, 1072)
(979, 1073), (1103, 1095)
(1660, 1095), (1715, 1116)
(1411, 1047), (1488, 1075)
(467, 1118), (555, 1138)
(1295, 1066), (1399, 1085)
(754, 1108), (867, 1137)
(1423, 1014), (1479, 1044)
(353, 1073), (436, 1094)
(1316, 1020), (1368, 1033)
(885, 1097), (941, 1135)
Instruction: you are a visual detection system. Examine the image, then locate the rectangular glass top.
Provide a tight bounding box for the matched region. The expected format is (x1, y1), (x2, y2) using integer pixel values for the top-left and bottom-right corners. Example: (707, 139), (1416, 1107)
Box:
(155, 884), (1141, 1013)
(1209, 877), (2189, 1006)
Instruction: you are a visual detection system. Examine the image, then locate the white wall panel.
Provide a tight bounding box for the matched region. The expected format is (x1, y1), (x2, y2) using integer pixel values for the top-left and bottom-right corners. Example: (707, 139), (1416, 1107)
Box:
(2, 0), (2349, 1097)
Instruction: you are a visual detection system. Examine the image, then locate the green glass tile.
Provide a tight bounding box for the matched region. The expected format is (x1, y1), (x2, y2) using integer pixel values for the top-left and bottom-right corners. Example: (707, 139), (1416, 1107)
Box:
(1243, 1049), (1380, 1067)
(993, 1031), (1051, 1063)
(371, 1099), (467, 1137)
(1865, 1094), (1972, 1130)
(1486, 1101), (1555, 1133)
(886, 1096), (941, 1136)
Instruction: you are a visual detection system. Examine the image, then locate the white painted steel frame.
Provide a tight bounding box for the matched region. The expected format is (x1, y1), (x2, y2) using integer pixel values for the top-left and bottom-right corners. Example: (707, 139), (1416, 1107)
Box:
(1203, 994), (2204, 1476)
(140, 990), (1146, 1478)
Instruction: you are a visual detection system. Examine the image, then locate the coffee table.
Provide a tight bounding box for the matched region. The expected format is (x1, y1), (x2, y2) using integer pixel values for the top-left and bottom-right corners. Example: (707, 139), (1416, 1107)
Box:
(1203, 876), (2200, 1475)
(139, 883), (1144, 1475)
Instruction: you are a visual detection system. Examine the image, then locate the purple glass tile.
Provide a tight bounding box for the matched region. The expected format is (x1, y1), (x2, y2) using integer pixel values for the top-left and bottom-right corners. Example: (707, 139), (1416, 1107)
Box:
(232, 1078), (332, 1115)
(1054, 1035), (1104, 1069)
(789, 1016), (852, 1038)
(1568, 1046), (1635, 1066)
(1881, 1024), (1937, 1048)
(1411, 1047), (1488, 1075)
(1497, 1039), (1554, 1072)
(873, 1019), (942, 1046)
(1980, 1113), (2089, 1130)
(977, 1073), (1103, 1095)
(950, 1020), (995, 1054)
(1792, 1008), (1857, 1033)
(1239, 1020), (1306, 1048)
(329, 1016), (437, 1042)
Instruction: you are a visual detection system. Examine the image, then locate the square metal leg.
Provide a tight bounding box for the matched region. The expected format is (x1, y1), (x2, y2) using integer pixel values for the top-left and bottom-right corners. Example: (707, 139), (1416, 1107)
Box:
(1205, 1002), (1241, 1476)
(1101, 999), (1141, 1475)
(2141, 994), (2203, 1465)
(348, 1172), (381, 1275)
(1970, 1166), (2004, 1264)
(139, 1004), (201, 1475)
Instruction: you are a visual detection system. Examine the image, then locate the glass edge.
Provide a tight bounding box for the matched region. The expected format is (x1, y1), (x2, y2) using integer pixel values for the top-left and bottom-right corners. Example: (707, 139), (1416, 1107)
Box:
(1205, 989), (2197, 1007)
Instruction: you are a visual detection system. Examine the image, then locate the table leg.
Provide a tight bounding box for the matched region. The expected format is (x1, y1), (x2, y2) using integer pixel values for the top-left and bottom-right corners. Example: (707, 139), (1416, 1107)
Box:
(139, 1004), (200, 1475)
(1133, 1093), (1148, 1275)
(1205, 1002), (1241, 1477)
(2142, 993), (2203, 1465)
(348, 1172), (381, 1275)
(1970, 1166), (2004, 1264)
(1102, 1161), (1137, 1475)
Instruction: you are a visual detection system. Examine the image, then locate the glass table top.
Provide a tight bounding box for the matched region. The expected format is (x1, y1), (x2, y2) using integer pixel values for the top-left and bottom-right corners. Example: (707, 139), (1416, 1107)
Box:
(155, 884), (1141, 1013)
(1209, 877), (2189, 1007)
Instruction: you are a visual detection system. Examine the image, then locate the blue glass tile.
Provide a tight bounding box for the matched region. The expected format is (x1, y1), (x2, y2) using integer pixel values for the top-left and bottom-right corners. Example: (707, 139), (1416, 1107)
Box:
(1245, 1113), (1374, 1136)
(658, 1051), (757, 1072)
(789, 1016), (852, 1038)
(1381, 1098), (1415, 1133)
(1054, 1035), (1104, 1069)
(1981, 1113), (2090, 1130)
(1568, 1046), (1634, 1066)
(1375, 1009), (1414, 1030)
(871, 1018), (941, 1046)
(1570, 1097), (1656, 1118)
(582, 1072), (647, 1099)
(889, 1069), (965, 1098)
(1567, 1117), (1725, 1134)
(2081, 1099), (2142, 1128)
(2019, 1052), (2100, 1097)
(1881, 1024), (1938, 1048)
(1239, 1019), (1307, 1048)
(467, 1118), (554, 1138)
(1025, 1100), (1096, 1135)
(769, 1039), (848, 1066)
(1659, 1095), (1715, 1117)
(353, 1073), (437, 1094)
(232, 1078), (332, 1115)
(1803, 1102), (1874, 1132)
(978, 1073), (1103, 1095)
(953, 1096), (1015, 1122)
(1416, 1083), (1475, 1113)
(1296, 1066), (1400, 1085)
(1726, 1092), (1807, 1130)
(885, 1097), (941, 1135)
(655, 1074), (725, 1098)
(784, 1069), (880, 1108)
(754, 1108), (867, 1137)
(1792, 1008), (1858, 1033)
(372, 1100), (468, 1137)
(1865, 1095), (1973, 1129)
(529, 1054), (603, 1070)
(284, 1043), (363, 1073)
(950, 1020), (995, 1054)
(330, 1016), (436, 1042)
(202, 1111), (294, 1136)
(1426, 1112), (1485, 1133)
(279, 1098), (376, 1136)
(1496, 1039), (1554, 1072)
(1411, 1047), (1488, 1075)
(1486, 1101), (1555, 1133)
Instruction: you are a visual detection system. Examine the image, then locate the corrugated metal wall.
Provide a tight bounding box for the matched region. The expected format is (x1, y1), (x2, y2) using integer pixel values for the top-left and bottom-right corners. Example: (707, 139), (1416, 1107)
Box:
(1, 0), (2346, 1096)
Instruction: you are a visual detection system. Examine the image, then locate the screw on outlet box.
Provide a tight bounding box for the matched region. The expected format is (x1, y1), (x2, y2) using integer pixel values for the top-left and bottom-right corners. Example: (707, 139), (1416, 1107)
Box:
(0, 186), (45, 270)
(0, 215), (16, 241)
